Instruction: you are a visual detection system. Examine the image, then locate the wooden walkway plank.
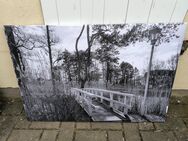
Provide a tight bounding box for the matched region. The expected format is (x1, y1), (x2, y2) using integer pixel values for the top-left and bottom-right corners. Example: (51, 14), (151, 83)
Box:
(77, 96), (122, 121)
(71, 88), (134, 121)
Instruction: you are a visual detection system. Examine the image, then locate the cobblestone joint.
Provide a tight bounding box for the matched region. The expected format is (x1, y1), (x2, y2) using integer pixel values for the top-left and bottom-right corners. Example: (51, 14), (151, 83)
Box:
(0, 96), (188, 141)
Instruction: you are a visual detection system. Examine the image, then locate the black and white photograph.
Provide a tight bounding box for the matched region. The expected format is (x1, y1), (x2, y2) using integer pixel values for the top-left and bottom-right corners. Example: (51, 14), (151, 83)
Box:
(4, 23), (185, 122)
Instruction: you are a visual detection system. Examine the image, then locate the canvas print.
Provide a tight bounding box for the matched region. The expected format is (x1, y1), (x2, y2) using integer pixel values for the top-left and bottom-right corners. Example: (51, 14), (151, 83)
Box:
(4, 24), (185, 122)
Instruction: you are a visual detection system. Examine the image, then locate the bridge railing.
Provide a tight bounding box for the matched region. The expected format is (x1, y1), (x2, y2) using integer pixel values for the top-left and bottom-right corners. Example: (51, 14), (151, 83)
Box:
(71, 88), (96, 116)
(84, 88), (136, 107)
(71, 88), (136, 117)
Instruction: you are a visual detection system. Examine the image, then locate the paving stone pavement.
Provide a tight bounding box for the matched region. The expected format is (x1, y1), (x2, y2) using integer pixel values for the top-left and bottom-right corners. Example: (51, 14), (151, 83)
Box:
(0, 96), (188, 141)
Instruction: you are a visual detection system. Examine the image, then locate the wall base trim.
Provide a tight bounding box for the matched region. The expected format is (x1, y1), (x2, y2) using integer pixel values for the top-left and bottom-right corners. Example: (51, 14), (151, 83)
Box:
(0, 88), (188, 100)
(0, 88), (20, 99)
(172, 89), (188, 96)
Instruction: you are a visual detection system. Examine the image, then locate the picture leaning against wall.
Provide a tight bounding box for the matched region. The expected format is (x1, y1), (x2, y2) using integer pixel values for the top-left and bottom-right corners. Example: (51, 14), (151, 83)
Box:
(4, 23), (186, 122)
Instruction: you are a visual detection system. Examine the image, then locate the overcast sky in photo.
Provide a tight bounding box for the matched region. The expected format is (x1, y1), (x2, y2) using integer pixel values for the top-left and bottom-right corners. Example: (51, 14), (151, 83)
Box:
(52, 24), (185, 74)
(19, 24), (186, 76)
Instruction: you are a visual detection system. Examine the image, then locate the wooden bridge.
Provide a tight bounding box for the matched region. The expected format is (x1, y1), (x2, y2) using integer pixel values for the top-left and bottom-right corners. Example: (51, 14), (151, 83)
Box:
(71, 88), (145, 121)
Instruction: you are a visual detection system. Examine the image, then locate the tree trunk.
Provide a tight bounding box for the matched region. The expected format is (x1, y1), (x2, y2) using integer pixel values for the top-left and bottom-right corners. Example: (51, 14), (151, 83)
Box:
(106, 62), (110, 88)
(4, 26), (25, 76)
(68, 69), (72, 82)
(86, 25), (91, 80)
(46, 25), (57, 95)
(75, 25), (85, 88)
(80, 79), (86, 88)
(125, 76), (128, 85)
(5, 26), (33, 117)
